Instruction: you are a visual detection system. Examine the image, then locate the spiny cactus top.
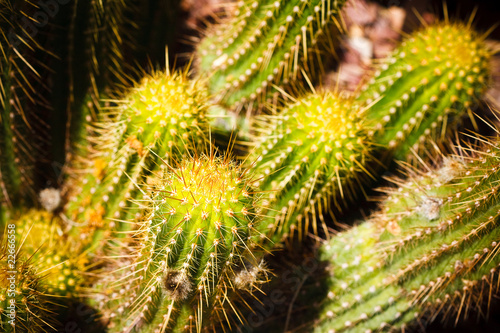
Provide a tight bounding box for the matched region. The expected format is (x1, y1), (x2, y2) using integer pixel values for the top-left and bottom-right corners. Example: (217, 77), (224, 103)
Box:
(297, 137), (500, 332)
(98, 153), (260, 332)
(15, 210), (82, 298)
(64, 69), (209, 246)
(197, 0), (347, 108)
(359, 21), (491, 160)
(0, 211), (69, 332)
(250, 91), (371, 246)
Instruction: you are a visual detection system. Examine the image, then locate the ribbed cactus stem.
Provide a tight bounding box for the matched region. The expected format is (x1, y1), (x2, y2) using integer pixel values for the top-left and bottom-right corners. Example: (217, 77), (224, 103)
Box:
(358, 21), (490, 161)
(250, 91), (371, 246)
(197, 0), (347, 108)
(98, 153), (260, 332)
(305, 137), (500, 332)
(63, 69), (209, 247)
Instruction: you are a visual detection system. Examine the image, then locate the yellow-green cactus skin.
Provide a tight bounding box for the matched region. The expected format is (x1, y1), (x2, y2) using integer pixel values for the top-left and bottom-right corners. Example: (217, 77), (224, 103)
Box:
(250, 91), (371, 246)
(197, 0), (347, 108)
(97, 153), (260, 332)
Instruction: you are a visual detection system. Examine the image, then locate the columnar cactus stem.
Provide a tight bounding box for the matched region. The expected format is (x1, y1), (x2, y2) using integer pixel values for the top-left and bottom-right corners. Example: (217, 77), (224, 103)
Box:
(196, 0), (347, 109)
(250, 91), (372, 246)
(358, 21), (491, 161)
(63, 69), (209, 247)
(296, 136), (500, 332)
(97, 153), (260, 332)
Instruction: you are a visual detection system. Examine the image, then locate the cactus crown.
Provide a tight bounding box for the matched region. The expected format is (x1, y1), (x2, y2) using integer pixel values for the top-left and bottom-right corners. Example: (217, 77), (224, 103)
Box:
(251, 91), (371, 244)
(100, 152), (260, 332)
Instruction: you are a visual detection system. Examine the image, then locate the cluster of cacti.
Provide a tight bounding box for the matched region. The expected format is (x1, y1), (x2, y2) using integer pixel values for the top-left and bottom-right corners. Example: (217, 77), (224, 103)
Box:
(2, 0), (500, 332)
(275, 137), (500, 332)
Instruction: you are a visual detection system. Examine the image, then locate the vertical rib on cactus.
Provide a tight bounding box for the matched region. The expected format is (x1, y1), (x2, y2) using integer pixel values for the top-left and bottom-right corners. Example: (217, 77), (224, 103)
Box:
(52, 0), (131, 167)
(358, 21), (491, 161)
(63, 69), (209, 247)
(196, 0), (346, 109)
(97, 153), (260, 332)
(294, 136), (500, 332)
(250, 91), (372, 247)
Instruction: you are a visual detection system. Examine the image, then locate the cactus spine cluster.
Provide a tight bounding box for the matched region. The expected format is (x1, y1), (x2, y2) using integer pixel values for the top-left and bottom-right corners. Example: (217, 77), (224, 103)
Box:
(197, 0), (347, 108)
(97, 153), (260, 332)
(292, 138), (500, 332)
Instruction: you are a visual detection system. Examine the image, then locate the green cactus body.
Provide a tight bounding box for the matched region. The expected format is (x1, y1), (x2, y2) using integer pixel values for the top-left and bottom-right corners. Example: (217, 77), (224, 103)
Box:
(358, 22), (490, 161)
(197, 0), (347, 108)
(63, 70), (209, 247)
(98, 154), (259, 332)
(300, 139), (500, 332)
(250, 92), (371, 247)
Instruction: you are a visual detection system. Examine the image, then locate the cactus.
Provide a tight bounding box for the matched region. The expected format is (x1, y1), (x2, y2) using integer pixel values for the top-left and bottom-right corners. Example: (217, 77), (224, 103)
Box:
(249, 21), (492, 249)
(250, 91), (372, 246)
(196, 0), (347, 108)
(0, 245), (58, 333)
(283, 136), (500, 332)
(358, 21), (490, 161)
(63, 69), (209, 248)
(14, 210), (83, 298)
(97, 153), (260, 332)
(0, 0), (52, 215)
(0, 211), (69, 332)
